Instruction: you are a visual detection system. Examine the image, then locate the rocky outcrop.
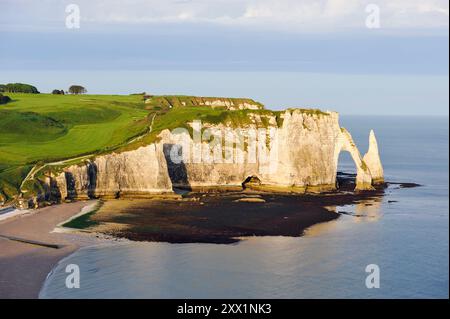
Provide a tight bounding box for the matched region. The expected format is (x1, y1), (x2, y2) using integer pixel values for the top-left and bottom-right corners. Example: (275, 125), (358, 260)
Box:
(338, 128), (374, 190)
(41, 109), (384, 201)
(363, 130), (384, 184)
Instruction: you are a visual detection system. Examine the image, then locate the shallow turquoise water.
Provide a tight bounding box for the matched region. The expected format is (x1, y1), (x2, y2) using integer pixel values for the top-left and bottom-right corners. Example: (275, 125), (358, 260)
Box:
(40, 116), (449, 299)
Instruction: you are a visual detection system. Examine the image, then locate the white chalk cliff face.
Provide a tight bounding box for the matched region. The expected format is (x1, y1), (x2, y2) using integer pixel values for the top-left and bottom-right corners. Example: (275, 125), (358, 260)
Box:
(46, 110), (384, 200)
(363, 130), (384, 184)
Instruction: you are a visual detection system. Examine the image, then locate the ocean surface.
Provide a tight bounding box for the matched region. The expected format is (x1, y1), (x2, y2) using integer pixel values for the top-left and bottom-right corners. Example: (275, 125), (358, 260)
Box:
(40, 116), (449, 299)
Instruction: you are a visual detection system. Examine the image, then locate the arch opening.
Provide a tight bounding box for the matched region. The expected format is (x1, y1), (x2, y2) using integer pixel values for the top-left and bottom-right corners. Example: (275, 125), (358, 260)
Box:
(242, 175), (262, 190)
(338, 128), (374, 191)
(336, 151), (358, 191)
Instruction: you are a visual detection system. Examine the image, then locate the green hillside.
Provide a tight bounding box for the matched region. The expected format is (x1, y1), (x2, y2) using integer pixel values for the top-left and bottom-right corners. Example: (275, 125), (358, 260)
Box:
(0, 93), (151, 201)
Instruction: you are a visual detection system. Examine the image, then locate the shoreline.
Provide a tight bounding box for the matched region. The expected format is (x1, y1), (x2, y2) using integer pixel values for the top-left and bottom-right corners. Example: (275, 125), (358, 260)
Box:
(56, 174), (390, 244)
(0, 178), (414, 298)
(0, 200), (114, 299)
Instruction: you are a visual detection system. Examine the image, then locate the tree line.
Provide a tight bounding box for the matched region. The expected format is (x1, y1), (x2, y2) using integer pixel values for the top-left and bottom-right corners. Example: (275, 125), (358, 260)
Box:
(52, 85), (87, 94)
(0, 83), (88, 95)
(0, 83), (90, 108)
(0, 83), (39, 94)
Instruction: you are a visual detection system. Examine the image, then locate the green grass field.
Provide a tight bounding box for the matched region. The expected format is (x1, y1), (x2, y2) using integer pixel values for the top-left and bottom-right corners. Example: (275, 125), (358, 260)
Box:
(0, 93), (151, 201)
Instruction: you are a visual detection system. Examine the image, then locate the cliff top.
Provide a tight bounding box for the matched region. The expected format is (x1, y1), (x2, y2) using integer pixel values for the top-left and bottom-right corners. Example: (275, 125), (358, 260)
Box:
(117, 95), (332, 155)
(144, 95), (264, 111)
(143, 95), (331, 116)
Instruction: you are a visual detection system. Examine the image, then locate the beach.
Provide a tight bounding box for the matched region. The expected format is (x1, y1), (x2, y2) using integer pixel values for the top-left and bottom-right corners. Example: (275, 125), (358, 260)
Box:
(0, 201), (102, 298)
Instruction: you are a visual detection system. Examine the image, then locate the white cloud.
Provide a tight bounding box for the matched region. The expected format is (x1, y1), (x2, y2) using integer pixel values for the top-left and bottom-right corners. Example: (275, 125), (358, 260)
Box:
(2, 0), (449, 33)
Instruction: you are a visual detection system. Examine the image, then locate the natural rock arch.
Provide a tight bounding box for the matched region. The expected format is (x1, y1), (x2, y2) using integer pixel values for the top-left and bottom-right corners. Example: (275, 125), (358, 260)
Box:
(336, 128), (375, 191)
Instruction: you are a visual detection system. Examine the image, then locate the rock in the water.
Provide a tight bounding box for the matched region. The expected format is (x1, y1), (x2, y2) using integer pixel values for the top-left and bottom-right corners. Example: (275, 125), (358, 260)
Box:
(363, 130), (384, 184)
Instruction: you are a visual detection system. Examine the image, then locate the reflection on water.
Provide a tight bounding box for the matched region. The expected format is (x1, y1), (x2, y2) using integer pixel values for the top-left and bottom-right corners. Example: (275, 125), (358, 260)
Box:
(315, 196), (382, 236)
(355, 198), (382, 223)
(332, 197), (383, 223)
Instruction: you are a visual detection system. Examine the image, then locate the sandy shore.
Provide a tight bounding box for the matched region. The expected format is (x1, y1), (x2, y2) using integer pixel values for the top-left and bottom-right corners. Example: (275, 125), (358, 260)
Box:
(0, 200), (105, 299)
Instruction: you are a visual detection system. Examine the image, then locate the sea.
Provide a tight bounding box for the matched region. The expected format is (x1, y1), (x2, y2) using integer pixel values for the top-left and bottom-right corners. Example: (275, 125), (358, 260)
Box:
(40, 115), (449, 299)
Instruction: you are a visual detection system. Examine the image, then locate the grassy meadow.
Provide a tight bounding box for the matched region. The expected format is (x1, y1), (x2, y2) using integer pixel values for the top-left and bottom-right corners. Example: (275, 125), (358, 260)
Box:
(0, 93), (151, 200)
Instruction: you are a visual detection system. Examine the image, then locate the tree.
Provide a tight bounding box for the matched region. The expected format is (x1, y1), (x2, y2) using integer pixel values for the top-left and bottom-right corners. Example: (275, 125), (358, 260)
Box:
(52, 89), (65, 95)
(0, 93), (11, 104)
(0, 83), (39, 93)
(68, 85), (87, 95)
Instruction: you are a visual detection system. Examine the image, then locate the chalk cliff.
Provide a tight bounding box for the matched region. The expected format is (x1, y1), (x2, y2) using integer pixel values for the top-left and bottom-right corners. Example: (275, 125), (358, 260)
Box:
(363, 130), (384, 184)
(40, 106), (384, 202)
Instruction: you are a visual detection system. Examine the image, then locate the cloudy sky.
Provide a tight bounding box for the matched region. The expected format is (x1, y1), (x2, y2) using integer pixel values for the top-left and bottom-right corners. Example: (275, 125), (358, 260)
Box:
(2, 0), (448, 31)
(0, 0), (448, 115)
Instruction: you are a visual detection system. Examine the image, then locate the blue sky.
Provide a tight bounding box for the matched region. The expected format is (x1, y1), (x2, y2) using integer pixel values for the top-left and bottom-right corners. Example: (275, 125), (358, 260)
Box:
(0, 0), (448, 115)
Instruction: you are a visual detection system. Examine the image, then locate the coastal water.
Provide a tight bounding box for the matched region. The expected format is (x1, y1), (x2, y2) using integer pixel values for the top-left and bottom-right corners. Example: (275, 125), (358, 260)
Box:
(40, 116), (449, 299)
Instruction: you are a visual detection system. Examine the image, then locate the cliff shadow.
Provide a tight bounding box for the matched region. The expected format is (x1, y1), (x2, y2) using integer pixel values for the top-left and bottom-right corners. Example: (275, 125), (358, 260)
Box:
(65, 172), (77, 199)
(87, 162), (98, 199)
(163, 143), (192, 192)
(48, 176), (62, 202)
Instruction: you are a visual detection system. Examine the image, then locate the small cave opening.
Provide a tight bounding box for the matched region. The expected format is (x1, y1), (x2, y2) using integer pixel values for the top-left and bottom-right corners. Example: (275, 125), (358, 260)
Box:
(242, 175), (262, 190)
